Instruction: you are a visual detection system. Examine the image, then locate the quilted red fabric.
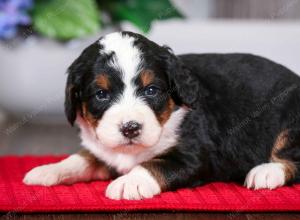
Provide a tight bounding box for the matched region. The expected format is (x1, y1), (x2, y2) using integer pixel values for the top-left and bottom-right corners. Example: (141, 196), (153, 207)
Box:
(0, 155), (300, 213)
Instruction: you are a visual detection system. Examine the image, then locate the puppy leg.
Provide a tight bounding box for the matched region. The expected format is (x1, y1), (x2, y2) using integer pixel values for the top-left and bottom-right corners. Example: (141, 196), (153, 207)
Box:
(105, 165), (161, 200)
(245, 129), (298, 189)
(105, 156), (204, 200)
(23, 149), (111, 186)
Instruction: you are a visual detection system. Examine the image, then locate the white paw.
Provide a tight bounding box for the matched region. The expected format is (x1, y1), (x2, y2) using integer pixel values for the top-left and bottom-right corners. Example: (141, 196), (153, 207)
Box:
(23, 164), (63, 186)
(245, 163), (285, 190)
(105, 166), (161, 200)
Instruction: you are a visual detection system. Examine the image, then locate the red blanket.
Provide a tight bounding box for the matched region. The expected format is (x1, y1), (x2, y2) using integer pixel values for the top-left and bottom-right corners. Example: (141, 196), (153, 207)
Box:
(0, 155), (299, 213)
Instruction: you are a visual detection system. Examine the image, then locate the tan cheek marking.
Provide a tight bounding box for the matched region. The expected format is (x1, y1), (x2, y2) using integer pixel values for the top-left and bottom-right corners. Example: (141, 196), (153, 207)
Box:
(158, 98), (175, 125)
(140, 70), (155, 87)
(271, 130), (297, 181)
(82, 102), (99, 128)
(141, 159), (167, 191)
(140, 70), (175, 125)
(96, 74), (110, 90)
(78, 149), (111, 180)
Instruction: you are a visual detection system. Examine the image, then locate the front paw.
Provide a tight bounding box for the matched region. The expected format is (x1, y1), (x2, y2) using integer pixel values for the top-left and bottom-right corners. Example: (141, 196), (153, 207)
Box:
(23, 164), (63, 186)
(105, 166), (161, 200)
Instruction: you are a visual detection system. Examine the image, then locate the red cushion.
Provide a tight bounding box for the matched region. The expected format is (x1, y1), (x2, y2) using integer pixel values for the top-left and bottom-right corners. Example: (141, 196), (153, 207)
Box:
(0, 155), (300, 213)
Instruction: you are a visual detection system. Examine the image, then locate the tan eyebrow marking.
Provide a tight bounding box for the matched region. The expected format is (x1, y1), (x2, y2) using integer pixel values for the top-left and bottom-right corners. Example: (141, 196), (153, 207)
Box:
(96, 74), (110, 90)
(140, 70), (155, 87)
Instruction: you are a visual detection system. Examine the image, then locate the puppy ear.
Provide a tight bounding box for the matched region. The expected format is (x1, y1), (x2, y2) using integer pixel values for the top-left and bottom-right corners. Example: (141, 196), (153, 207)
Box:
(65, 76), (79, 126)
(163, 47), (208, 109)
(65, 42), (100, 125)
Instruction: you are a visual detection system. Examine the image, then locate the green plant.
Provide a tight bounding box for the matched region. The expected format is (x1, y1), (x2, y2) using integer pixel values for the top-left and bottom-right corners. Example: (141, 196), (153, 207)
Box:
(31, 0), (182, 40)
(32, 0), (100, 40)
(103, 0), (183, 33)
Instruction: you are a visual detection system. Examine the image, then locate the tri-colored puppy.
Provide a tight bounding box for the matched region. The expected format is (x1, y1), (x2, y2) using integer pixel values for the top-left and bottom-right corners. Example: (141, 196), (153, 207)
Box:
(24, 31), (300, 200)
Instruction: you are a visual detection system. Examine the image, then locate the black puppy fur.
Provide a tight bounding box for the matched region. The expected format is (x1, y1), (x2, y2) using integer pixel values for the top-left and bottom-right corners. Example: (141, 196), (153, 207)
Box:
(149, 53), (300, 190)
(65, 31), (300, 192)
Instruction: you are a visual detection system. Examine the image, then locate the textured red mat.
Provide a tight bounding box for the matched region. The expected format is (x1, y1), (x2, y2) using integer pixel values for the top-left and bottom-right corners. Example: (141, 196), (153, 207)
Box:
(0, 156), (300, 213)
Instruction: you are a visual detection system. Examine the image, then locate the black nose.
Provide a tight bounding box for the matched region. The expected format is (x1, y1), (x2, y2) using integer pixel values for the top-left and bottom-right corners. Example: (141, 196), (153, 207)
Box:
(120, 121), (142, 139)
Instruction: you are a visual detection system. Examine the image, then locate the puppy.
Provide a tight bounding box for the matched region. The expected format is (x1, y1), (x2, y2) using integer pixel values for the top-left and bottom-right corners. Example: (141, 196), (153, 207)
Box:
(24, 31), (300, 200)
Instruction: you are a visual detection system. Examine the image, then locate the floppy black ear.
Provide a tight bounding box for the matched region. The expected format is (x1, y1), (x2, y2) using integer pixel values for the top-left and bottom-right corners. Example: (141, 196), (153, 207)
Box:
(162, 48), (208, 109)
(65, 42), (100, 125)
(65, 75), (79, 126)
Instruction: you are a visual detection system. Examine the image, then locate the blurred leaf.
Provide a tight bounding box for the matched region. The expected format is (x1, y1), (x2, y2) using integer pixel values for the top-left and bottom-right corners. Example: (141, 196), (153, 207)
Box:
(32, 0), (101, 40)
(104, 0), (183, 33)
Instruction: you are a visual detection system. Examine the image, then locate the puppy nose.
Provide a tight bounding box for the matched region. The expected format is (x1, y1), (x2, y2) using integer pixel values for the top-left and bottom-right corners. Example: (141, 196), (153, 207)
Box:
(120, 121), (142, 139)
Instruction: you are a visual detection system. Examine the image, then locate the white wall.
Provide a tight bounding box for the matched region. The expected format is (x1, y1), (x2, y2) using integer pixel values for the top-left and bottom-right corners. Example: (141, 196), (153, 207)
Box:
(127, 20), (300, 74)
(1, 20), (299, 119)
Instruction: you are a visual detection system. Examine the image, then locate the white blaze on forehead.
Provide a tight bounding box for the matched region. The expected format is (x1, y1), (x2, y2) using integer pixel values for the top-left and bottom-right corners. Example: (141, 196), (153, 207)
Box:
(99, 32), (141, 86)
(99, 32), (143, 111)
(99, 32), (145, 119)
(94, 32), (163, 155)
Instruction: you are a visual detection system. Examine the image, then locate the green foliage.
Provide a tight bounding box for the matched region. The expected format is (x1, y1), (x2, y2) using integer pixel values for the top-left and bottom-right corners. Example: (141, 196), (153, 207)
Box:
(31, 0), (183, 40)
(32, 0), (101, 40)
(104, 0), (183, 32)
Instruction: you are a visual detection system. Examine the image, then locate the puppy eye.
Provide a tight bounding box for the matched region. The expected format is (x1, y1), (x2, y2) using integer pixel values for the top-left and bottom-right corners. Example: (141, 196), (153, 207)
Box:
(144, 85), (160, 97)
(95, 89), (110, 101)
